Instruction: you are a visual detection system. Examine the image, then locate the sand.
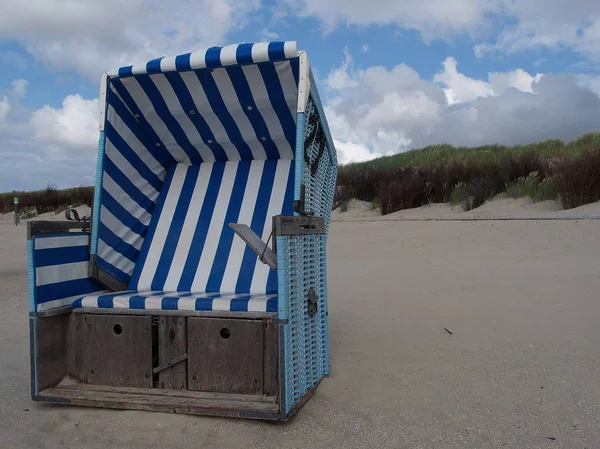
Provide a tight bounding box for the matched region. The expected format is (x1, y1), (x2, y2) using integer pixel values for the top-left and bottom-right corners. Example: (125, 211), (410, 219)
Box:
(331, 198), (382, 221)
(1, 217), (599, 448)
(332, 197), (600, 221)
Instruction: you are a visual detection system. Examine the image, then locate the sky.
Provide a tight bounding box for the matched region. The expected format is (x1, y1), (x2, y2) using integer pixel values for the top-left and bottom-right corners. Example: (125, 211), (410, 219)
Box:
(1, 0), (600, 191)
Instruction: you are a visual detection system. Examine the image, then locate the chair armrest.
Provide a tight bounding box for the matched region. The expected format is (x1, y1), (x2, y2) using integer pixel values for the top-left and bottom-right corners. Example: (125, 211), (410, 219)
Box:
(273, 215), (325, 236)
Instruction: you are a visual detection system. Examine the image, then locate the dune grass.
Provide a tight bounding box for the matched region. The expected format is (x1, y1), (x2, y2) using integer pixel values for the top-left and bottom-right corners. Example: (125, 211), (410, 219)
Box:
(0, 184), (94, 215)
(337, 132), (600, 214)
(533, 179), (559, 202)
(505, 172), (542, 199)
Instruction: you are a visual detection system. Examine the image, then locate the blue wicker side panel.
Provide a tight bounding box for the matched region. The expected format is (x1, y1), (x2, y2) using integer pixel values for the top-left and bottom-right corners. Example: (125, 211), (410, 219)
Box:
(279, 233), (327, 412)
(279, 85), (337, 413)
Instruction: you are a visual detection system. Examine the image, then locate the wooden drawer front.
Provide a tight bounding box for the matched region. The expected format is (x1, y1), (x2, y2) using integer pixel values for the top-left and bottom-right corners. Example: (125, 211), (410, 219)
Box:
(188, 318), (264, 394)
(81, 315), (153, 388)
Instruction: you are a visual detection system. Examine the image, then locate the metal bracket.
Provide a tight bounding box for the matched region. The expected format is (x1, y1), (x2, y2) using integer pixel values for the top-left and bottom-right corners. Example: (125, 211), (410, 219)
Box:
(152, 353), (188, 374)
(307, 288), (318, 317)
(99, 72), (108, 131)
(229, 223), (277, 269)
(293, 183), (315, 217)
(296, 51), (310, 113)
(273, 215), (325, 236)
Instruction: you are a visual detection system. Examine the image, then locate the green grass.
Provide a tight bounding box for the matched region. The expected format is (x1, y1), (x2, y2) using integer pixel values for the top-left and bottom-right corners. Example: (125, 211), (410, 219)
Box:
(0, 185), (93, 215)
(371, 197), (381, 210)
(505, 172), (542, 199)
(533, 179), (559, 202)
(336, 132), (600, 214)
(449, 182), (469, 206)
(340, 134), (600, 174)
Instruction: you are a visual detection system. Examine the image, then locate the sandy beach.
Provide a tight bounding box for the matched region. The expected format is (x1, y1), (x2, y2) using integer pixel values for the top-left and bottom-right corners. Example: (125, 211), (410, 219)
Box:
(1, 211), (599, 448)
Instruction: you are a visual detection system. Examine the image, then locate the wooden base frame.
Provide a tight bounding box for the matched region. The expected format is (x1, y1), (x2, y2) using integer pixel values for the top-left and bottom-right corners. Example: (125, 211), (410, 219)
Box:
(30, 310), (320, 421)
(34, 380), (322, 421)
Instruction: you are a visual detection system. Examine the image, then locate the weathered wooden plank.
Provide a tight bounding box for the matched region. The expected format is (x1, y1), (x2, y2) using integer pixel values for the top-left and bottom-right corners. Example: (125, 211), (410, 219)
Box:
(263, 319), (278, 396)
(27, 221), (89, 239)
(73, 308), (275, 319)
(157, 316), (187, 389)
(66, 313), (85, 381)
(35, 314), (68, 390)
(83, 315), (152, 387)
(38, 385), (279, 416)
(52, 383), (277, 404)
(32, 306), (71, 318)
(188, 318), (264, 394)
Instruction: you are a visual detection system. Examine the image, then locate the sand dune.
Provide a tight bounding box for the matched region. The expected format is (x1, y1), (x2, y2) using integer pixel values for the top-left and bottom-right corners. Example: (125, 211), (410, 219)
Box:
(0, 205), (91, 225)
(333, 196), (600, 221)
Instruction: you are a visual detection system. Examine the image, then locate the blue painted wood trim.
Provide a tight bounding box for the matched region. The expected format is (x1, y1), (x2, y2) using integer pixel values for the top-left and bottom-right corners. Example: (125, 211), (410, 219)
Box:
(90, 131), (107, 255)
(27, 239), (36, 313)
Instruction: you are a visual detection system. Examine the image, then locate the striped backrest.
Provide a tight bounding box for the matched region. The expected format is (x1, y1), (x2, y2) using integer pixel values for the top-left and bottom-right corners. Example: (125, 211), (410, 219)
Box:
(94, 41), (300, 285)
(127, 159), (294, 293)
(29, 234), (105, 312)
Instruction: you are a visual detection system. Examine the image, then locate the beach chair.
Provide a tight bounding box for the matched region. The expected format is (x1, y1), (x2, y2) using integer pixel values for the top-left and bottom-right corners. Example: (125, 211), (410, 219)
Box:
(26, 41), (337, 420)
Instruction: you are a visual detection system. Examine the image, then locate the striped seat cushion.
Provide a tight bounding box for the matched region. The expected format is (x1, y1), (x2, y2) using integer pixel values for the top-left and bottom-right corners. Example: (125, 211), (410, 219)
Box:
(71, 291), (277, 313)
(127, 159), (294, 293)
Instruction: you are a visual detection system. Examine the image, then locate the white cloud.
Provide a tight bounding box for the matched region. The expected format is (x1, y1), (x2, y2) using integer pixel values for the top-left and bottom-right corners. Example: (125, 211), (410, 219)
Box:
(576, 73), (600, 96)
(290, 0), (498, 41)
(288, 0), (600, 62)
(0, 0), (261, 81)
(324, 51), (600, 163)
(488, 70), (543, 95)
(10, 79), (28, 97)
(260, 29), (280, 41)
(326, 47), (360, 91)
(325, 54), (446, 159)
(30, 95), (99, 150)
(0, 88), (100, 191)
(361, 44), (369, 53)
(433, 57), (492, 104)
(0, 96), (10, 127)
(474, 1), (600, 60)
(433, 57), (544, 104)
(335, 140), (383, 164)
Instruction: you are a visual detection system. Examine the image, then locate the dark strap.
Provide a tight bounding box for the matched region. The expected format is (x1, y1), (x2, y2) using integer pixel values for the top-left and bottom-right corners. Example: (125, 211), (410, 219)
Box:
(304, 106), (327, 176)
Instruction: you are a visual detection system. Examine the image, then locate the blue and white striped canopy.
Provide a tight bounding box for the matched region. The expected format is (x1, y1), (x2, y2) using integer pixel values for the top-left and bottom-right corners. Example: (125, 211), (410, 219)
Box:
(94, 42), (302, 285)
